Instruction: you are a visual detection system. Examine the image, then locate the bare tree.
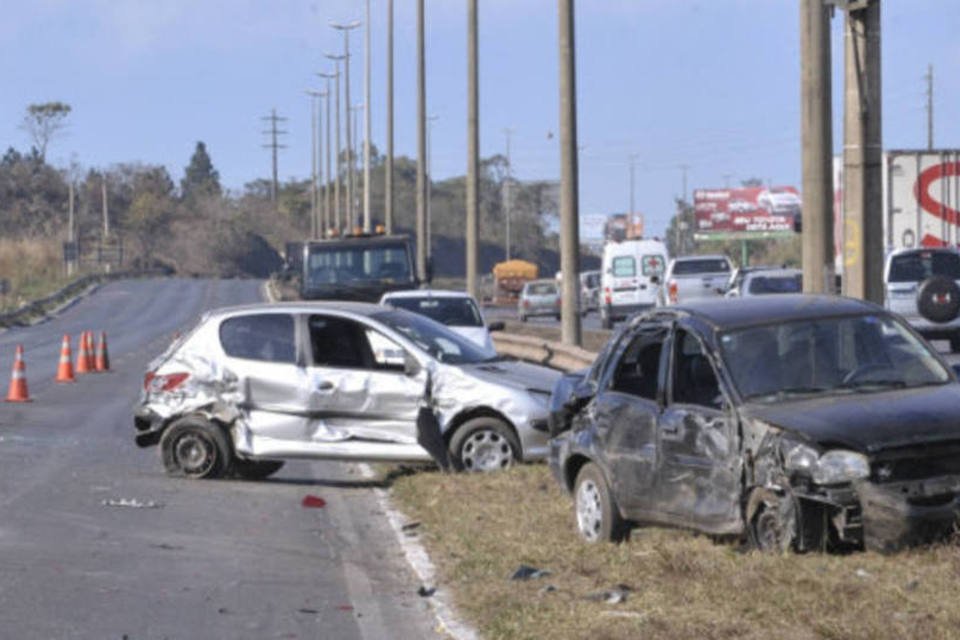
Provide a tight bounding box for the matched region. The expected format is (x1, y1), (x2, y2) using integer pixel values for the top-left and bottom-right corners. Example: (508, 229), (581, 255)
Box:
(21, 102), (72, 161)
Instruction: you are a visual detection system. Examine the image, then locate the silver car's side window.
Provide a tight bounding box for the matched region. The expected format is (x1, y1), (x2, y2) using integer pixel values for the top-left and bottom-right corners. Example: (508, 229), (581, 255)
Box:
(219, 314), (296, 364)
(309, 315), (370, 369)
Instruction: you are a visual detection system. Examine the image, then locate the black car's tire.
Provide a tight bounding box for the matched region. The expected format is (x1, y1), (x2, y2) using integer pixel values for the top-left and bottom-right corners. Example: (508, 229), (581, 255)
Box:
(160, 417), (232, 480)
(917, 276), (960, 324)
(746, 488), (797, 553)
(448, 416), (520, 472)
(233, 459), (285, 480)
(573, 462), (629, 543)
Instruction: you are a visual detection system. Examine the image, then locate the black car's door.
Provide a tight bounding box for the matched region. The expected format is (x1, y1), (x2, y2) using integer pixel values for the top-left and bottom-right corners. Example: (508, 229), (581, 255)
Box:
(654, 325), (742, 534)
(591, 322), (669, 517)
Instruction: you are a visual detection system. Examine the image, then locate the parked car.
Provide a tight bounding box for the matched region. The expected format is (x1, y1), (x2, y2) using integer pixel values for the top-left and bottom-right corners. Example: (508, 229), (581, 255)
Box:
(884, 247), (960, 352)
(725, 268), (802, 297)
(659, 254), (732, 305)
(550, 295), (960, 552)
(134, 302), (559, 478)
(519, 279), (561, 322)
(600, 238), (669, 329)
(380, 289), (503, 353)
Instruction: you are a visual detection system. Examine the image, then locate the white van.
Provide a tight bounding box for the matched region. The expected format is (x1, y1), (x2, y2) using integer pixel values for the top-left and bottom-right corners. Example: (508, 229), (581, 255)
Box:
(600, 239), (669, 329)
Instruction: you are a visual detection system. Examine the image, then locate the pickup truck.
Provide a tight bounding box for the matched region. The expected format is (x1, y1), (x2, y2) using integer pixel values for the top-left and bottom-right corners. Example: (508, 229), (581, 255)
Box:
(659, 254), (732, 305)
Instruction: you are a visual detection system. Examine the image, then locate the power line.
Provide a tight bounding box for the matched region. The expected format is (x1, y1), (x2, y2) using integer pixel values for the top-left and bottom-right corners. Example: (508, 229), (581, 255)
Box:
(261, 108), (288, 204)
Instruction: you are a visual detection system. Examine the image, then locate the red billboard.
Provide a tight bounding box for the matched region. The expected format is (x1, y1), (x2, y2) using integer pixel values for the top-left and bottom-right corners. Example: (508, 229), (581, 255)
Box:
(693, 186), (800, 235)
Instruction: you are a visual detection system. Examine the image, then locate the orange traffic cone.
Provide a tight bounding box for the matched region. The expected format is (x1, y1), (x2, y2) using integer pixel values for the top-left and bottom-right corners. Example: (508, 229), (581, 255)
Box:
(55, 334), (76, 383)
(85, 331), (96, 372)
(76, 332), (92, 374)
(95, 332), (110, 372)
(6, 345), (31, 402)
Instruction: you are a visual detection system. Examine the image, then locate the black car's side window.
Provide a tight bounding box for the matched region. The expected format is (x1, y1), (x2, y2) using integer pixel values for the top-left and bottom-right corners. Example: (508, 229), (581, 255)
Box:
(672, 329), (722, 410)
(219, 314), (296, 364)
(611, 328), (667, 400)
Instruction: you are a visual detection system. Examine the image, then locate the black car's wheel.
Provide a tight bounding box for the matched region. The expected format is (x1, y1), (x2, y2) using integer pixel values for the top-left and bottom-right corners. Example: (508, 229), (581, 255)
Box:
(573, 462), (629, 543)
(234, 459), (285, 480)
(448, 416), (520, 472)
(160, 417), (232, 479)
(747, 488), (797, 552)
(917, 275), (960, 324)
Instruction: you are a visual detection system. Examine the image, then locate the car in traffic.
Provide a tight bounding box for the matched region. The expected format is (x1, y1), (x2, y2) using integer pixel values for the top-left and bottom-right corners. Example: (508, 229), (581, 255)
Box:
(659, 254), (732, 305)
(725, 268), (802, 297)
(518, 279), (562, 322)
(884, 247), (960, 352)
(134, 302), (559, 478)
(549, 295), (960, 552)
(380, 289), (503, 353)
(580, 270), (601, 313)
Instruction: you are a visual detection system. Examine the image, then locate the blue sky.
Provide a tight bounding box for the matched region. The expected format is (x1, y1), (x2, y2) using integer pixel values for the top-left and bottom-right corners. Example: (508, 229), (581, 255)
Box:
(2, 1), (957, 239)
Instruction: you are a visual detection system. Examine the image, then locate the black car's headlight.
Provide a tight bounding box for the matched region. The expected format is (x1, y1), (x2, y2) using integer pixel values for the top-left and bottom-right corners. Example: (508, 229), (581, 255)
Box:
(784, 442), (869, 485)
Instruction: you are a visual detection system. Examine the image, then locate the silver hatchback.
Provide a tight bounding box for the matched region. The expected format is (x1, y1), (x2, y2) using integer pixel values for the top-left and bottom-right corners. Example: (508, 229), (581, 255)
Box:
(518, 279), (561, 321)
(134, 302), (559, 478)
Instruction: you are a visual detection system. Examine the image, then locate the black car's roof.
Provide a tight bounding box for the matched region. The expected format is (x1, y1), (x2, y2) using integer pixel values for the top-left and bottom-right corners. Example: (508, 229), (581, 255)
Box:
(662, 294), (882, 330)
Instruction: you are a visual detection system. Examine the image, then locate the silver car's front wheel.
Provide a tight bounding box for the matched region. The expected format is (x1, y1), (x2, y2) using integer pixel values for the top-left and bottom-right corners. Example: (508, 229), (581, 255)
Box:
(449, 417), (520, 473)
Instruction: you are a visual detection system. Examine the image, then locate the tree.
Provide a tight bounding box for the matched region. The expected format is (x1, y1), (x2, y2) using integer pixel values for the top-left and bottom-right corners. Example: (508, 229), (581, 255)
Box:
(181, 141), (221, 200)
(20, 102), (72, 161)
(127, 191), (173, 265)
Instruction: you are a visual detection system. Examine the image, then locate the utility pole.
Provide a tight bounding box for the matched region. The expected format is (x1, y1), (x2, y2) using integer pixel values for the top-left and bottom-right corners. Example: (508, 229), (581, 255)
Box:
(363, 0), (372, 232)
(925, 64), (933, 150)
(332, 20), (360, 230)
(307, 91), (320, 239)
(503, 127), (514, 260)
(318, 70), (338, 234)
(841, 0), (883, 303)
(466, 0), (479, 299)
(322, 60), (344, 232)
(427, 115), (439, 252)
(416, 0), (428, 281)
(557, 0), (581, 347)
(351, 102), (363, 226)
(386, 0), (395, 234)
(800, 0), (835, 294)
(261, 109), (288, 205)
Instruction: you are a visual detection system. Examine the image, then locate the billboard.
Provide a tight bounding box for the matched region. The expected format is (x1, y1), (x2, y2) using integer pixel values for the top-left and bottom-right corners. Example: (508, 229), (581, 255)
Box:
(693, 186), (800, 237)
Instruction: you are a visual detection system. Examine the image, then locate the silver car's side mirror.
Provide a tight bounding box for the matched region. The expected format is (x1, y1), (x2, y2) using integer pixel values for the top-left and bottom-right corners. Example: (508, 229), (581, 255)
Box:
(404, 355), (422, 377)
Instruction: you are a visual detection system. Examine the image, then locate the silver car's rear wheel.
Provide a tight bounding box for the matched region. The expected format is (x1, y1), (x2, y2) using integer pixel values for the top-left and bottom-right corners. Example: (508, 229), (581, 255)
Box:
(160, 417), (232, 480)
(449, 417), (520, 472)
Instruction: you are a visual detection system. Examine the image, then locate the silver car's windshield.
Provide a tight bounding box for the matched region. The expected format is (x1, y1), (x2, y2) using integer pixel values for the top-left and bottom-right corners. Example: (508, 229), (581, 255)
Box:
(719, 313), (950, 402)
(385, 296), (484, 327)
(373, 310), (493, 364)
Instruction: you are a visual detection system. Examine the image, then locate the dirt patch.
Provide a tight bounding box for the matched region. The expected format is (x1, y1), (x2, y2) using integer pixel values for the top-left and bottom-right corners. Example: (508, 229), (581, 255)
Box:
(389, 464), (960, 640)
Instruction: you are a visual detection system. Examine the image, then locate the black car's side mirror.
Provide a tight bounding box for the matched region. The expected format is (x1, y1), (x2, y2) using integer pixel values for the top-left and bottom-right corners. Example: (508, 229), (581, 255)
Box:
(488, 321), (505, 332)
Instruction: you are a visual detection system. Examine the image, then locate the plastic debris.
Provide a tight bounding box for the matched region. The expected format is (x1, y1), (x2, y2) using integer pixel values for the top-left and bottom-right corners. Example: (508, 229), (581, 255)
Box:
(855, 568), (873, 579)
(301, 495), (327, 508)
(538, 584), (558, 597)
(511, 565), (551, 581)
(401, 521), (421, 532)
(102, 498), (164, 509)
(585, 585), (632, 604)
(417, 585), (437, 597)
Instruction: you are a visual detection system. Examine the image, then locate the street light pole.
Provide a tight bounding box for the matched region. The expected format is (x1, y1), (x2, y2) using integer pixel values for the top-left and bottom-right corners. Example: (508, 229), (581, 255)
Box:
(466, 0), (479, 299)
(352, 102), (363, 228)
(363, 0), (372, 232)
(427, 115), (439, 253)
(332, 20), (360, 230)
(317, 73), (336, 236)
(322, 59), (344, 233)
(416, 0), (428, 281)
(385, 0), (395, 234)
(306, 90), (320, 239)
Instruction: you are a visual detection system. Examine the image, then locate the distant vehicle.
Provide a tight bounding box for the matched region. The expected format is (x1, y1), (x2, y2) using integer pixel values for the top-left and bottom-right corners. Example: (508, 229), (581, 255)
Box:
(580, 271), (601, 313)
(492, 259), (538, 304)
(758, 189), (801, 215)
(299, 234), (419, 302)
(380, 289), (503, 353)
(884, 247), (960, 352)
(518, 279), (561, 322)
(726, 268), (802, 297)
(600, 239), (668, 330)
(549, 295), (960, 551)
(134, 302), (559, 476)
(659, 254), (732, 305)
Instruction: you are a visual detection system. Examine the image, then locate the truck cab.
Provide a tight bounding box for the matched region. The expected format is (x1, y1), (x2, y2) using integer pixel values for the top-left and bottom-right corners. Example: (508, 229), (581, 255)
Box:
(300, 234), (419, 302)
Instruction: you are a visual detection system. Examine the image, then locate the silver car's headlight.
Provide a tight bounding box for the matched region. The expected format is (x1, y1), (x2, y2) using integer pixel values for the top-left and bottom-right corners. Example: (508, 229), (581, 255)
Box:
(813, 450), (870, 484)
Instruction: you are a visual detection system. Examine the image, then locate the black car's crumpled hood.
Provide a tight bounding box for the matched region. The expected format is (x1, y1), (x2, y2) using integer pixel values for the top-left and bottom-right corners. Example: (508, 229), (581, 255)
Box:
(740, 383), (960, 453)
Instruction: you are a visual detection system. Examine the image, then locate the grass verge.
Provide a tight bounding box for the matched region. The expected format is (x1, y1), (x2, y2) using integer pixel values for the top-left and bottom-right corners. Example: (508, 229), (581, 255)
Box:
(389, 464), (960, 640)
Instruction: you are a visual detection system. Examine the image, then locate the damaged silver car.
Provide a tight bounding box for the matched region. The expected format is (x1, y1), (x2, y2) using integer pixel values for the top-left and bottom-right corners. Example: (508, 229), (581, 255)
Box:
(550, 295), (960, 552)
(134, 302), (559, 478)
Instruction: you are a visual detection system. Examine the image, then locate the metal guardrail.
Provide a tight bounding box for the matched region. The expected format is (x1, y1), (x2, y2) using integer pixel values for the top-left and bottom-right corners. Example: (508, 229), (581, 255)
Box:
(492, 332), (596, 372)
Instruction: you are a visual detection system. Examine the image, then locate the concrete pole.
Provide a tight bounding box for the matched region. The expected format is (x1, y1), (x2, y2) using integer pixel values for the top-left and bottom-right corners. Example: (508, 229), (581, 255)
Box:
(364, 0), (372, 232)
(333, 22), (360, 229)
(318, 72), (337, 235)
(385, 0), (395, 234)
(416, 0), (428, 281)
(558, 0), (582, 347)
(323, 59), (344, 233)
(842, 0), (883, 303)
(800, 0), (835, 294)
(427, 115), (439, 253)
(308, 92), (318, 240)
(466, 0), (479, 299)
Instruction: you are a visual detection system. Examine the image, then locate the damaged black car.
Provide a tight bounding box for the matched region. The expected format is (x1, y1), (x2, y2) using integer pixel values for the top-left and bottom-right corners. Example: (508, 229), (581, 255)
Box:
(549, 295), (960, 552)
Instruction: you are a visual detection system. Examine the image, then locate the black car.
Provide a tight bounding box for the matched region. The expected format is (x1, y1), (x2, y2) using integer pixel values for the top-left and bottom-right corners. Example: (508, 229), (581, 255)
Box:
(549, 295), (960, 552)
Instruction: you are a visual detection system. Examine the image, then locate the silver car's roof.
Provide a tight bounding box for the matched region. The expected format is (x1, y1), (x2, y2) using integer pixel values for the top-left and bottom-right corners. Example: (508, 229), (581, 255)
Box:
(203, 300), (389, 321)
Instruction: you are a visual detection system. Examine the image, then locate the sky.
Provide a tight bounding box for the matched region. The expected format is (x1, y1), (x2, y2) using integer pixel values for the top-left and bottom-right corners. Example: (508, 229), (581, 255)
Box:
(2, 0), (958, 239)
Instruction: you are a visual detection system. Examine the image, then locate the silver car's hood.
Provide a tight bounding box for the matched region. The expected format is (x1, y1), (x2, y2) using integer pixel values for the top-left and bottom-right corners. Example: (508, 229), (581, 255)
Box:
(459, 358), (559, 393)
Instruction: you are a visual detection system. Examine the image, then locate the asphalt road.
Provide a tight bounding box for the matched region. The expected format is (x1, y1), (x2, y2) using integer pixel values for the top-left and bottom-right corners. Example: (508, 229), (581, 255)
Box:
(0, 278), (439, 640)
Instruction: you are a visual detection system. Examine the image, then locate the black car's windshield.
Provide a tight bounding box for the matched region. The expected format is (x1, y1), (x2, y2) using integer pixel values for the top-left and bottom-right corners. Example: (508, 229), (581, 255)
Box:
(720, 314), (950, 402)
(373, 310), (493, 364)
(305, 243), (414, 288)
(385, 296), (484, 328)
(888, 251), (960, 283)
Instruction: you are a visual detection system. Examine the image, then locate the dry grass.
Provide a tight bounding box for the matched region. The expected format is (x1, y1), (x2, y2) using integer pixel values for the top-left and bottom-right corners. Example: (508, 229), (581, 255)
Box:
(0, 236), (67, 308)
(389, 464), (960, 640)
